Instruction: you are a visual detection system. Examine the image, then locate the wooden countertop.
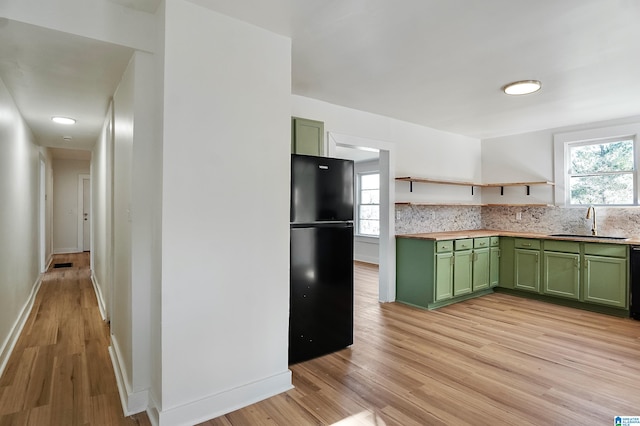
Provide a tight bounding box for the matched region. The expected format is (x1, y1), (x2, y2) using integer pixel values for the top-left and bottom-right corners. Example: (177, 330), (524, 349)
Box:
(396, 229), (640, 245)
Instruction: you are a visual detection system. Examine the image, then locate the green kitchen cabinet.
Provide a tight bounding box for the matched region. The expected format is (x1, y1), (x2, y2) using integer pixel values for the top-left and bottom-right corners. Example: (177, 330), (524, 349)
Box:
(490, 246), (500, 287)
(396, 236), (495, 310)
(514, 239), (541, 292)
(543, 251), (580, 300)
(435, 252), (454, 302)
(453, 249), (473, 296)
(396, 237), (434, 308)
(498, 237), (515, 288)
(583, 254), (627, 308)
(291, 117), (324, 156)
(473, 247), (490, 291)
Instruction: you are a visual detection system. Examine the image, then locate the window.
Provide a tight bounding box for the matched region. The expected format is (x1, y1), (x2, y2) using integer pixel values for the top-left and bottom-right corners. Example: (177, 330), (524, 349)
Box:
(554, 123), (640, 206)
(357, 173), (379, 236)
(568, 139), (634, 205)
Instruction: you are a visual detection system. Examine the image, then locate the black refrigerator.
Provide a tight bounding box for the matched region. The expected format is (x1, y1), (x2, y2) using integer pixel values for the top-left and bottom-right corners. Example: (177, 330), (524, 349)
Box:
(289, 154), (354, 364)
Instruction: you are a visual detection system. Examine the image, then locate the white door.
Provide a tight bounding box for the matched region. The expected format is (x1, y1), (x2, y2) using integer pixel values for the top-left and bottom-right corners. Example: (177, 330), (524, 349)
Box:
(82, 176), (91, 251)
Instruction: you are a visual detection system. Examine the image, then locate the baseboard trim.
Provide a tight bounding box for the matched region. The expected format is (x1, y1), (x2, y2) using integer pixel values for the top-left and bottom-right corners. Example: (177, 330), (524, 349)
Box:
(109, 338), (149, 416)
(53, 247), (81, 254)
(155, 370), (293, 426)
(0, 273), (43, 378)
(354, 255), (379, 265)
(90, 271), (107, 321)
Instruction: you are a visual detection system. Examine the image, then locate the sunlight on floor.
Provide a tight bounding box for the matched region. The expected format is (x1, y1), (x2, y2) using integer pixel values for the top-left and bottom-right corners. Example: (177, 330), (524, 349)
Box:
(331, 410), (387, 425)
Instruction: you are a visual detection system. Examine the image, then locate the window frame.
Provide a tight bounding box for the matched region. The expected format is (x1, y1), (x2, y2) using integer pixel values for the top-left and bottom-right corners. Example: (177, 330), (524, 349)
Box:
(553, 123), (640, 207)
(356, 171), (380, 237)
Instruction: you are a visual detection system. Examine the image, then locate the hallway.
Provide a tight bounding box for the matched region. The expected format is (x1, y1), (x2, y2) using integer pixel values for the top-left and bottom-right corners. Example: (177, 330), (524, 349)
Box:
(0, 253), (150, 425)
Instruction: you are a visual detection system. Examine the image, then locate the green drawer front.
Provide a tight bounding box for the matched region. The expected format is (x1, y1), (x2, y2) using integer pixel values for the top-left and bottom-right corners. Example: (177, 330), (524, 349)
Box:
(455, 239), (474, 251)
(436, 240), (454, 252)
(490, 236), (500, 247)
(584, 243), (627, 258)
(515, 238), (541, 250)
(543, 240), (580, 253)
(474, 237), (490, 248)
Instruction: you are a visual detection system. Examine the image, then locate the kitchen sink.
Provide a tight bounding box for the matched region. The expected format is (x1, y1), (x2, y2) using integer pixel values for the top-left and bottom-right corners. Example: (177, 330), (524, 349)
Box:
(548, 233), (628, 241)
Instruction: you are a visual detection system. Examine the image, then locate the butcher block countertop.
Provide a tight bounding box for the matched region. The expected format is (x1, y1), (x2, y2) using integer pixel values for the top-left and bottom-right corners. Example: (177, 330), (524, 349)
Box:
(396, 229), (640, 245)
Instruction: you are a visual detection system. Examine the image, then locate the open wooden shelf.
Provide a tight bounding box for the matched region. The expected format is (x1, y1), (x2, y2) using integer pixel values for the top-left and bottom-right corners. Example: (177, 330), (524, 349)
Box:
(396, 176), (555, 196)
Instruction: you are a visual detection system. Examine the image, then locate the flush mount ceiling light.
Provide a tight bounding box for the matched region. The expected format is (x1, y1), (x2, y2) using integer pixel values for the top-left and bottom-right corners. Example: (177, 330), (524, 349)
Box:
(51, 116), (76, 125)
(502, 80), (542, 95)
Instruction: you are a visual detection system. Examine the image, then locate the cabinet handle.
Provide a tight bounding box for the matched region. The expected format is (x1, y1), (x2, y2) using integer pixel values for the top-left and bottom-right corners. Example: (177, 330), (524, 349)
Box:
(522, 243), (532, 247)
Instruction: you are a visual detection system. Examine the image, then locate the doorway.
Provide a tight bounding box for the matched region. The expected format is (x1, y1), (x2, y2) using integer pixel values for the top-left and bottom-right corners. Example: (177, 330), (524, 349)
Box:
(328, 132), (396, 303)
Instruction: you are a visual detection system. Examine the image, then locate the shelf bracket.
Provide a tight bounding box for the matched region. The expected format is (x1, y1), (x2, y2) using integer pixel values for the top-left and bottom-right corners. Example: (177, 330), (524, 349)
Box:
(526, 185), (531, 195)
(500, 186), (504, 196)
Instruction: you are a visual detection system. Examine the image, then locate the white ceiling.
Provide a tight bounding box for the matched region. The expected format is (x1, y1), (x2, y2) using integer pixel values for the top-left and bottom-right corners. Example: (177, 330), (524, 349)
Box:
(2, 0), (640, 156)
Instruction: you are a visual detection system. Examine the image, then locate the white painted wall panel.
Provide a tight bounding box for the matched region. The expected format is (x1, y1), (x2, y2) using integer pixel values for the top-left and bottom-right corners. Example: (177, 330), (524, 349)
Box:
(0, 76), (42, 373)
(159, 1), (292, 421)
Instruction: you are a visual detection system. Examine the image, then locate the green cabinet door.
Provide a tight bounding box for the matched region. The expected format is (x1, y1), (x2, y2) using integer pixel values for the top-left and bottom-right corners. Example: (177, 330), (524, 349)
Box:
(543, 251), (580, 300)
(489, 247), (500, 287)
(473, 248), (490, 291)
(583, 255), (627, 308)
(453, 250), (473, 296)
(514, 249), (540, 292)
(498, 238), (515, 288)
(435, 252), (454, 301)
(291, 117), (324, 156)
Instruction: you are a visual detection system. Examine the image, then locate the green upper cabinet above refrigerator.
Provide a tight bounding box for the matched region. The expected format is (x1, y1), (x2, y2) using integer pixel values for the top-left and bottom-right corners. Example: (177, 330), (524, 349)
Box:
(292, 117), (324, 156)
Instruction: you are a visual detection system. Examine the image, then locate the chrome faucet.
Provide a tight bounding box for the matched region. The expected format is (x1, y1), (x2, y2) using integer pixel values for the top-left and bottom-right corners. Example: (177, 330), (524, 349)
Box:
(586, 206), (597, 236)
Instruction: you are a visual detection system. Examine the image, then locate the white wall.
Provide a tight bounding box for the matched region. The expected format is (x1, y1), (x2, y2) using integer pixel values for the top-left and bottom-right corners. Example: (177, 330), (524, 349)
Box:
(109, 49), (157, 415)
(481, 115), (640, 205)
(0, 76), (45, 375)
(52, 158), (90, 253)
(291, 95), (482, 205)
(156, 2), (292, 424)
(91, 103), (114, 320)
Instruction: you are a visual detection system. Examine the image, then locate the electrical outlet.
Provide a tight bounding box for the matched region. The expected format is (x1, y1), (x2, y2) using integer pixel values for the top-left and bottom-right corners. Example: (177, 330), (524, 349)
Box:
(516, 212), (522, 221)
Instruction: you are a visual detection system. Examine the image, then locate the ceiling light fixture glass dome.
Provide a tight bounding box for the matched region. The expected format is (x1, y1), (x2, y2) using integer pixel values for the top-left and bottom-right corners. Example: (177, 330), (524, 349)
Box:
(502, 80), (542, 95)
(51, 116), (76, 125)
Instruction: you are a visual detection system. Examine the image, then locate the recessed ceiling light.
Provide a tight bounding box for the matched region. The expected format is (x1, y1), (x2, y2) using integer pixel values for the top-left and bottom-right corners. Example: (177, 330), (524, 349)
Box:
(51, 116), (76, 125)
(502, 80), (542, 95)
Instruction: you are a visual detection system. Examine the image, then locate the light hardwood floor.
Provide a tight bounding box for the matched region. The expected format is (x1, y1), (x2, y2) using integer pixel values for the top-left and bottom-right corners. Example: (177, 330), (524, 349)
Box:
(2, 257), (640, 425)
(0, 253), (150, 426)
(204, 261), (640, 425)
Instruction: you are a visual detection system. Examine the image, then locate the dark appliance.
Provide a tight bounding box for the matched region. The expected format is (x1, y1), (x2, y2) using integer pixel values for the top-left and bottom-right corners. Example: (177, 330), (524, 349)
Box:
(630, 246), (640, 320)
(289, 154), (354, 364)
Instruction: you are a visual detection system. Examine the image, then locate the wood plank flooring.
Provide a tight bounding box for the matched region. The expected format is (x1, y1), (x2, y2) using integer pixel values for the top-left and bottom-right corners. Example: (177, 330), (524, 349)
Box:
(204, 261), (640, 425)
(3, 257), (640, 425)
(0, 253), (150, 426)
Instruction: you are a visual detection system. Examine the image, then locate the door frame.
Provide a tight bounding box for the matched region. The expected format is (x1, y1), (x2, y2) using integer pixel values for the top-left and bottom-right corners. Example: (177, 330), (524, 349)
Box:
(78, 174), (91, 252)
(328, 132), (396, 303)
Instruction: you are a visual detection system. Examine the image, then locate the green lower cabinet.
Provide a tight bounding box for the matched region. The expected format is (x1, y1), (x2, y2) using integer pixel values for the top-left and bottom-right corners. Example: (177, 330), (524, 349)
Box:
(453, 250), (473, 296)
(583, 255), (627, 308)
(489, 246), (500, 287)
(514, 249), (540, 292)
(435, 252), (454, 301)
(396, 237), (497, 310)
(543, 251), (580, 300)
(473, 248), (490, 291)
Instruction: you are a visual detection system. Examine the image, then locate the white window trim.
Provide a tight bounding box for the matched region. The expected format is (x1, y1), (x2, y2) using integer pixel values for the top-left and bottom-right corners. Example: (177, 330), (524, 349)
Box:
(553, 123), (640, 207)
(356, 171), (380, 238)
